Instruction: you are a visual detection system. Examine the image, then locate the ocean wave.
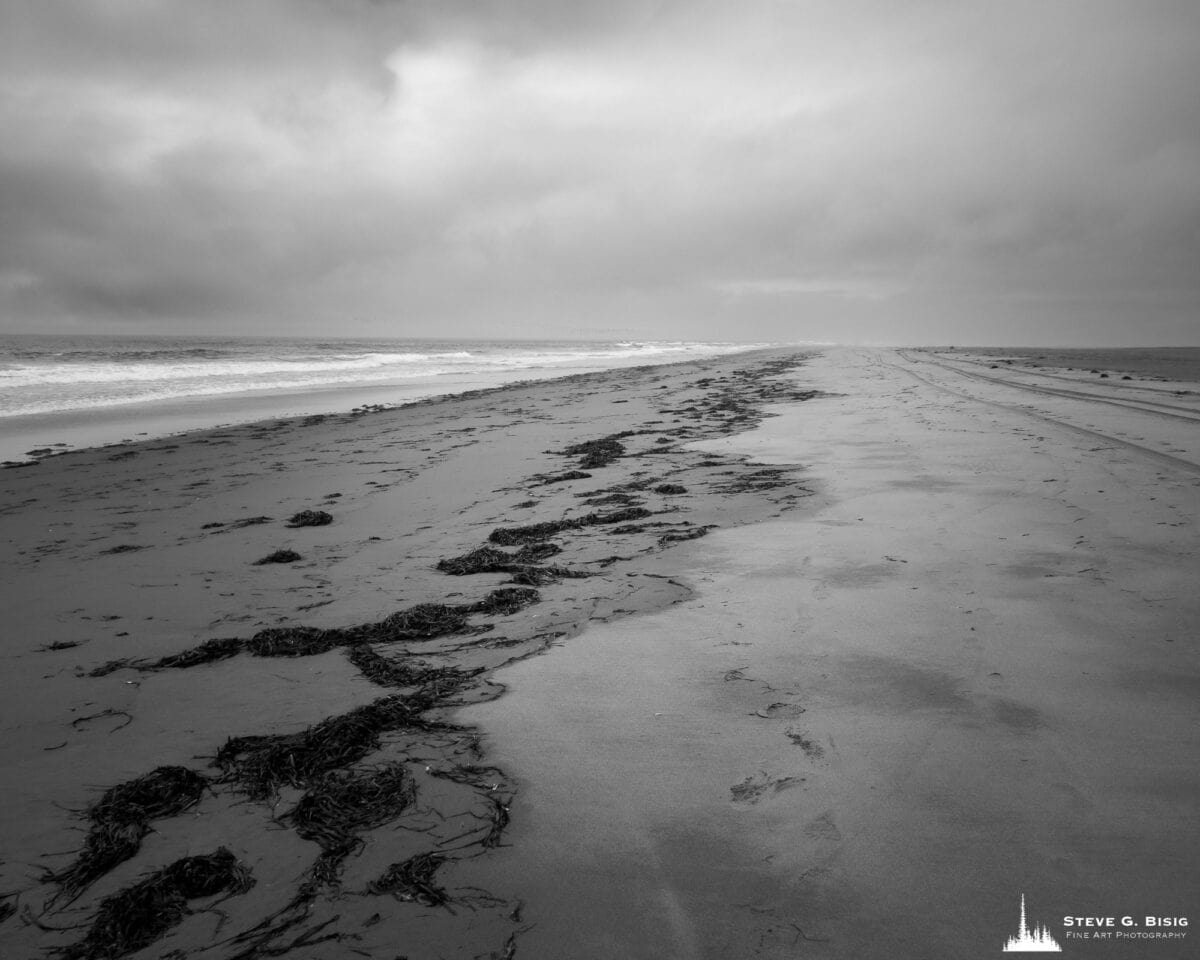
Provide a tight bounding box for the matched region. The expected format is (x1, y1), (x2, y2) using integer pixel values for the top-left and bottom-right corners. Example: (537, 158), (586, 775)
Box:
(0, 338), (776, 419)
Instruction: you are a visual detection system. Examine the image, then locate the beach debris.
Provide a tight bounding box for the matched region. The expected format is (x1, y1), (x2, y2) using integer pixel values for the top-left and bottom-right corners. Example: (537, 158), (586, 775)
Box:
(368, 851), (448, 906)
(286, 764), (415, 861)
(479, 795), (511, 848)
(561, 437), (625, 469)
(488, 507), (651, 545)
(0, 899), (14, 924)
(50, 766), (208, 903)
(435, 543), (565, 576)
(286, 510), (332, 528)
(203, 516), (273, 532)
(244, 625), (340, 657)
(436, 546), (514, 575)
(655, 483), (688, 494)
(465, 587), (540, 616)
(70, 708), (132, 732)
(146, 589), (540, 673)
(506, 566), (583, 586)
(577, 491), (641, 506)
(713, 467), (797, 494)
(153, 636), (243, 669)
(436, 547), (585, 585)
(533, 470), (592, 486)
(215, 695), (440, 800)
(40, 640), (85, 652)
(451, 545), (530, 573)
(59, 848), (253, 960)
(252, 549), (302, 565)
(375, 602), (471, 640)
(346, 644), (473, 688)
(87, 659), (132, 677)
(658, 525), (714, 545)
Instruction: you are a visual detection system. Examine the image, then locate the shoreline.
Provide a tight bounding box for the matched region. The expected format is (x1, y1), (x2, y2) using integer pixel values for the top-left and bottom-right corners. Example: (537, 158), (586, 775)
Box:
(3, 345), (1197, 959)
(0, 340), (784, 466)
(0, 347), (820, 959)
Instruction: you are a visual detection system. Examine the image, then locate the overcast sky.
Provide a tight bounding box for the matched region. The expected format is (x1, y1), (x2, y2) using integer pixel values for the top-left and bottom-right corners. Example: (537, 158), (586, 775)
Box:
(1, 1), (1198, 345)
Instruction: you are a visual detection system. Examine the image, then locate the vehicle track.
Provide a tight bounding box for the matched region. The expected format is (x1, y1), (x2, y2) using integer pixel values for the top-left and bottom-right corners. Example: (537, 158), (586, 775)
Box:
(921, 350), (1200, 401)
(899, 350), (1200, 425)
(880, 352), (1200, 477)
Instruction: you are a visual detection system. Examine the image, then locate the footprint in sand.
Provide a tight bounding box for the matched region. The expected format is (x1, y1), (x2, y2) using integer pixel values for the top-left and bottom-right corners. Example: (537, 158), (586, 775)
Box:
(754, 701), (806, 719)
(803, 810), (842, 841)
(784, 727), (825, 759)
(730, 771), (801, 805)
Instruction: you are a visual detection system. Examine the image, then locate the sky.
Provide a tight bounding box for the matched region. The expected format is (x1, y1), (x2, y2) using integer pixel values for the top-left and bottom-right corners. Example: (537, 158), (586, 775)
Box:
(1, 0), (1198, 345)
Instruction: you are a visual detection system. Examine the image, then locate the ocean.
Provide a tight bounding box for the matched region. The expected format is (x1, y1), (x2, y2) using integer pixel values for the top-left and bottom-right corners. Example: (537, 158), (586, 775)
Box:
(0, 335), (776, 463)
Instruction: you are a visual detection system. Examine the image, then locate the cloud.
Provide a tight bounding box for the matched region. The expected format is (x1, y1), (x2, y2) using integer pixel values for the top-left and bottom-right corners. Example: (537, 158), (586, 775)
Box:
(1, 0), (1198, 343)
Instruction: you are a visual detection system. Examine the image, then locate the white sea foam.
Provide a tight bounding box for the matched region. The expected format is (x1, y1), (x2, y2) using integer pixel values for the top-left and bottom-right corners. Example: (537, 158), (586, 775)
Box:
(0, 336), (774, 420)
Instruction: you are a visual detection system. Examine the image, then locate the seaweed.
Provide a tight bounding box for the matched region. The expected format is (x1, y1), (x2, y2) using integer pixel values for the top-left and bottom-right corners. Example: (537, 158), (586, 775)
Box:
(488, 507), (651, 545)
(229, 516), (273, 529)
(436, 544), (580, 589)
(534, 470), (592, 486)
(51, 766), (209, 903)
(714, 468), (794, 494)
(368, 852), (447, 905)
(436, 542), (562, 575)
(560, 437), (625, 469)
(377, 603), (471, 639)
(286, 510), (332, 528)
(59, 848), (253, 960)
(285, 764), (415, 858)
(151, 636), (243, 669)
(514, 542), (562, 562)
(507, 566), (583, 586)
(0, 899), (14, 924)
(486, 520), (574, 545)
(253, 550), (302, 565)
(658, 526), (715, 545)
(577, 492), (640, 506)
(41, 640), (84, 651)
(150, 590), (535, 671)
(345, 644), (470, 688)
(465, 587), (539, 616)
(202, 516), (273, 532)
(435, 547), (512, 575)
(479, 795), (510, 848)
(655, 483), (688, 494)
(215, 696), (432, 800)
(245, 626), (339, 658)
(87, 659), (132, 677)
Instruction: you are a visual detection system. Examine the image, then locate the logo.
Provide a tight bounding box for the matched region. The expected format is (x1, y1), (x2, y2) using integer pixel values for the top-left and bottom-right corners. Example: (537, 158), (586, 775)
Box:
(1004, 895), (1062, 953)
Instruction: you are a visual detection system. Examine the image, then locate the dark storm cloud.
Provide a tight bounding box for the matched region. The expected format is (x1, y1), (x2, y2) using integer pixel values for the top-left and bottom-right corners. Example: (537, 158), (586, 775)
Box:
(1, 0), (1198, 343)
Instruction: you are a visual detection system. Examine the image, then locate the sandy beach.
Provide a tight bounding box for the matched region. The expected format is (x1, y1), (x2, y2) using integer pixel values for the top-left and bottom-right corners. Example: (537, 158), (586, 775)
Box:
(2, 347), (1198, 959)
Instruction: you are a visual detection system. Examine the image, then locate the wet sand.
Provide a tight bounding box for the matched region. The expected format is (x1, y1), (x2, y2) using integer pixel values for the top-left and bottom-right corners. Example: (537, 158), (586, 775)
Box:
(1, 346), (1197, 959)
(0, 349), (817, 959)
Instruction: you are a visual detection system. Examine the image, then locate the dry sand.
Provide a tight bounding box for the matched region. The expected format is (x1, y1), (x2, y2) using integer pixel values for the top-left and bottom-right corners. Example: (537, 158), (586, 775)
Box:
(1, 347), (1197, 959)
